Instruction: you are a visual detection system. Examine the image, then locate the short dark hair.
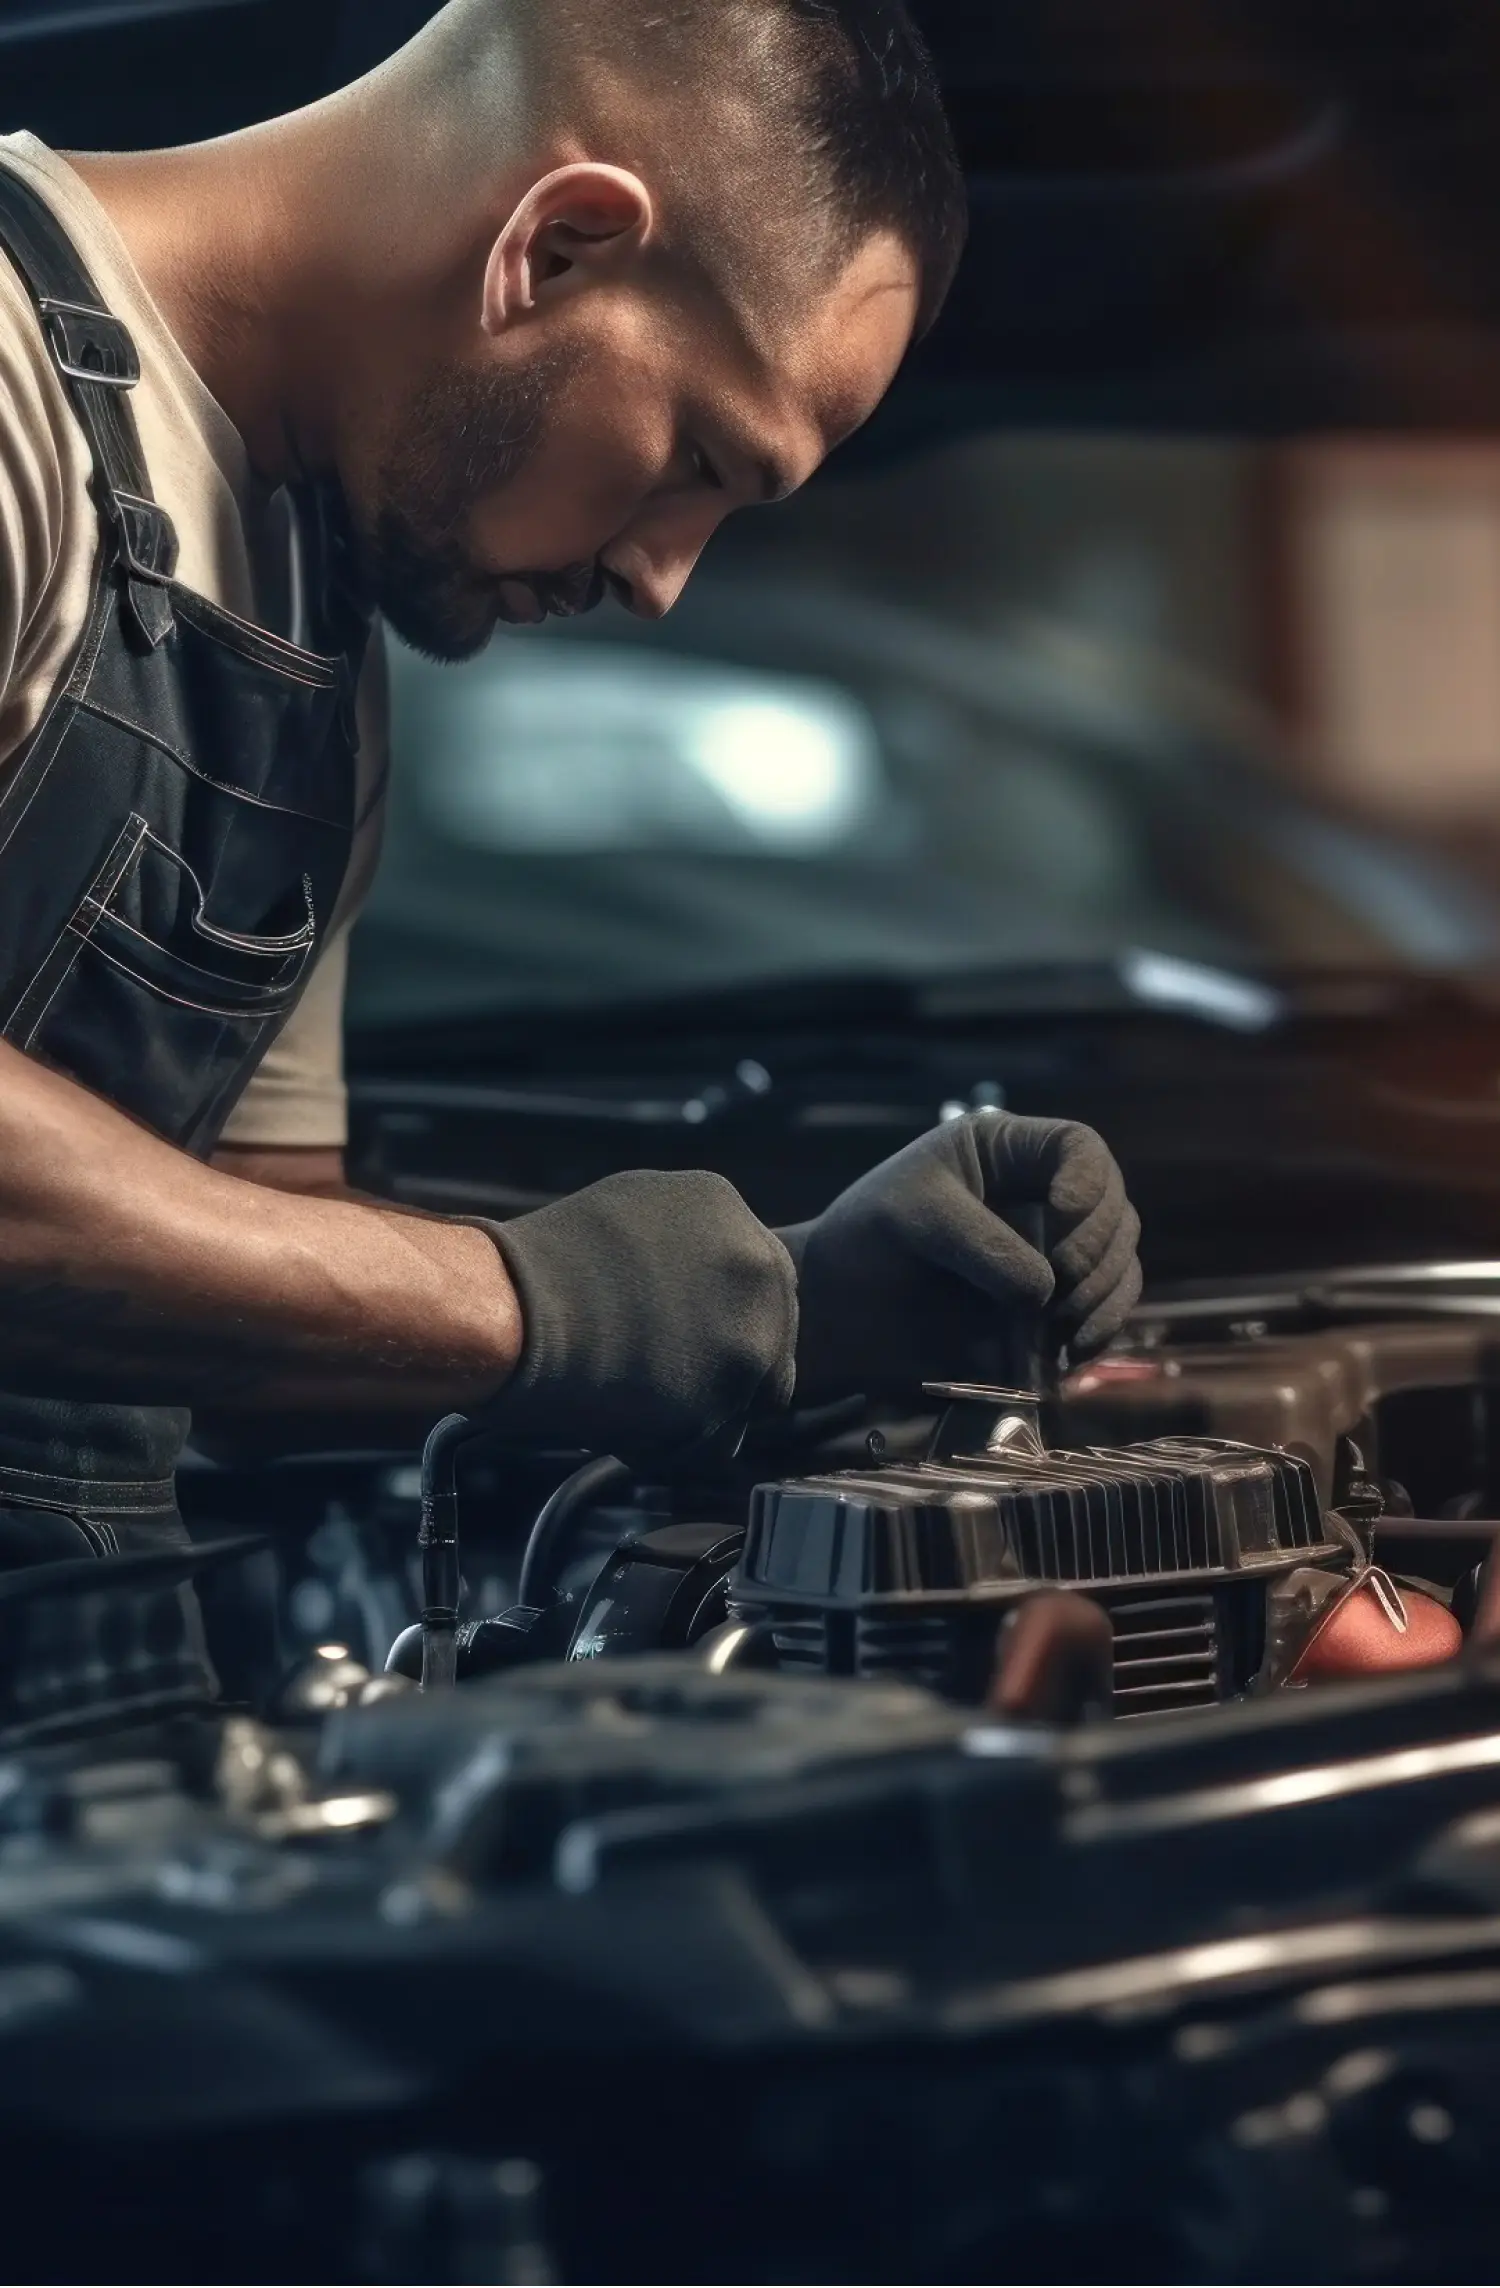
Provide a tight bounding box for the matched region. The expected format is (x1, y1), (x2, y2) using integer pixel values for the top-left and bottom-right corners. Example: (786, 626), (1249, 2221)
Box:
(751, 0), (968, 337)
(537, 0), (967, 339)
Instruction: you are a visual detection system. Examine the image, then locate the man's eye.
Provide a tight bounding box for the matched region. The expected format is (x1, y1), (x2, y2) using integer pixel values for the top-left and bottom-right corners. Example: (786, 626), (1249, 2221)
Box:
(692, 444), (727, 491)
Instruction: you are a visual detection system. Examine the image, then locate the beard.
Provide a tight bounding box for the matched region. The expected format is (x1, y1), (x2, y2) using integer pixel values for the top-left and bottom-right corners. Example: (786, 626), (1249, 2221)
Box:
(350, 346), (604, 662)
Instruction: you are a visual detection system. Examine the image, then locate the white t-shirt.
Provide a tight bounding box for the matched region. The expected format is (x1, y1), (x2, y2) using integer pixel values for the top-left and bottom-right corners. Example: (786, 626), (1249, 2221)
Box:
(0, 132), (387, 1149)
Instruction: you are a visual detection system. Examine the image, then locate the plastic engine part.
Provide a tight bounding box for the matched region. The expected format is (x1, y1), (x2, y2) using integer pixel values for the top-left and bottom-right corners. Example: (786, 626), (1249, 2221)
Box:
(733, 1396), (1348, 1713)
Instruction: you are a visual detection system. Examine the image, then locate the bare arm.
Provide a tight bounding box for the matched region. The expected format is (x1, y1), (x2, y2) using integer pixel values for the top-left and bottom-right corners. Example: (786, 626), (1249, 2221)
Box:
(0, 1042), (521, 1411)
(211, 1144), (363, 1203)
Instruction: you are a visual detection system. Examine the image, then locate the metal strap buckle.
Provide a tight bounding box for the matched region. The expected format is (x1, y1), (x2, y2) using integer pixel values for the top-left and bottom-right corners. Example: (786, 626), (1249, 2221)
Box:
(110, 491), (178, 587)
(39, 296), (140, 389)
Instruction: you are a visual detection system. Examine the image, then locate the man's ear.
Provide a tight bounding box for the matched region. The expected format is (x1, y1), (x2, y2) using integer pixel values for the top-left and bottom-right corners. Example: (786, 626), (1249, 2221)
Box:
(482, 164), (653, 334)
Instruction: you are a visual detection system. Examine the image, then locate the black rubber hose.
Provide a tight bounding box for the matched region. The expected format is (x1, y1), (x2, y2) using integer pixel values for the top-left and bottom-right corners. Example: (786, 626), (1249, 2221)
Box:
(419, 1412), (472, 1691)
(517, 1454), (632, 1611)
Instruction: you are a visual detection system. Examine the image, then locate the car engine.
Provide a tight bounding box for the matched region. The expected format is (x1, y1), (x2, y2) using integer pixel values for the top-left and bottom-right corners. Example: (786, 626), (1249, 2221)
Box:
(177, 1287), (1500, 1725)
(14, 1043), (1500, 2284)
(734, 1399), (1333, 1710)
(0, 1258), (1487, 2282)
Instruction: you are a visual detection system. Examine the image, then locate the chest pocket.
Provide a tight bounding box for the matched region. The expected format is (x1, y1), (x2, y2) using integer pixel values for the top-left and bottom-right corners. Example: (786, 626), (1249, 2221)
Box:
(3, 814), (318, 1150)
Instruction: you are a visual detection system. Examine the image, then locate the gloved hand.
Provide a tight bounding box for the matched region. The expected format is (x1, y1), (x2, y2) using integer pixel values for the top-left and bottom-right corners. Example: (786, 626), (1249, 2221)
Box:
(780, 1111), (1141, 1405)
(467, 1169), (797, 1465)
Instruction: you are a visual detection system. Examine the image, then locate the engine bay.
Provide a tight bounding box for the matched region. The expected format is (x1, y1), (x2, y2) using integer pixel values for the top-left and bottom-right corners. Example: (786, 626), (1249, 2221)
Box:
(173, 1274), (1500, 1729)
(18, 1311), (1500, 2283)
(26, 1021), (1500, 2285)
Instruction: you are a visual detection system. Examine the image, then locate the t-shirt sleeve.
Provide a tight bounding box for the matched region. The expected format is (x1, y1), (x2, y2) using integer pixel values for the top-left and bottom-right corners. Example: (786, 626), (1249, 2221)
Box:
(0, 258), (78, 764)
(218, 926), (352, 1149)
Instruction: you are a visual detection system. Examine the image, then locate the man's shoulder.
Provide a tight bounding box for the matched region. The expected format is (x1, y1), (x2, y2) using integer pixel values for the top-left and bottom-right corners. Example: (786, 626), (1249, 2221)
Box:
(0, 140), (90, 466)
(0, 224), (98, 770)
(0, 231), (79, 458)
(0, 134), (254, 622)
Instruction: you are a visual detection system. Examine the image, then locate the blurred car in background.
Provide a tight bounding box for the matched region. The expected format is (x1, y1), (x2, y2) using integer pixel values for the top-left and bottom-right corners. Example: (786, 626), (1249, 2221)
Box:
(360, 439), (1500, 1030)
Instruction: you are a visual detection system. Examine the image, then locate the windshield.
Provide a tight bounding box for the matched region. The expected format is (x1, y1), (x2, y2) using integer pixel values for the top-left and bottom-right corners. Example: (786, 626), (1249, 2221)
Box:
(347, 425), (1500, 1030)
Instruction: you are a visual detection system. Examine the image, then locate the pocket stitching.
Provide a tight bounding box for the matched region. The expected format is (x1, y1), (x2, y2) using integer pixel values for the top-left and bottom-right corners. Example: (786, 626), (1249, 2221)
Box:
(9, 813), (150, 1049)
(92, 907), (304, 997)
(123, 832), (315, 973)
(73, 932), (305, 1021)
(12, 813), (315, 1048)
(76, 696), (348, 829)
(141, 832), (315, 960)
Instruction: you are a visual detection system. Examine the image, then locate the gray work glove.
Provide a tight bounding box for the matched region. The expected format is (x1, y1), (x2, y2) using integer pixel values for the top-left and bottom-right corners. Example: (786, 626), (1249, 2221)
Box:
(779, 1111), (1142, 1404)
(469, 1170), (797, 1465)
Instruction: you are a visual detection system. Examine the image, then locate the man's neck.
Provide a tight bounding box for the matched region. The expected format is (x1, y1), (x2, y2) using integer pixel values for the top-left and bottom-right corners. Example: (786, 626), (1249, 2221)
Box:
(66, 128), (338, 486)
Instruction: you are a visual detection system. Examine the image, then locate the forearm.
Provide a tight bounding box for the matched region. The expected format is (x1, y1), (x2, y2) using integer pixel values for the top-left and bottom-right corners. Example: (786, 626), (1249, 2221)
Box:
(196, 1145), (482, 1444)
(211, 1146), (465, 1221)
(202, 1137), (802, 1469)
(0, 1043), (521, 1410)
(211, 1144), (356, 1202)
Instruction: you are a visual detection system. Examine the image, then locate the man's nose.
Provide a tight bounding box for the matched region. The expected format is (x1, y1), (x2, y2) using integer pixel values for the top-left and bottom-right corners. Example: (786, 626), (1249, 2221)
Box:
(604, 537), (709, 621)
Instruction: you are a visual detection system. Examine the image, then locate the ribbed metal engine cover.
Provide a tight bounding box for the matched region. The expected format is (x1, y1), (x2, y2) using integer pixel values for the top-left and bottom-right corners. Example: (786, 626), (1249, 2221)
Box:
(734, 1397), (1347, 1709)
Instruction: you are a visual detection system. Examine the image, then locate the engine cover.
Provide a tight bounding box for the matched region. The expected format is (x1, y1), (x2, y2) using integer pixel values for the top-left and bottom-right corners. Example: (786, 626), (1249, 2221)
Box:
(733, 1386), (1348, 1713)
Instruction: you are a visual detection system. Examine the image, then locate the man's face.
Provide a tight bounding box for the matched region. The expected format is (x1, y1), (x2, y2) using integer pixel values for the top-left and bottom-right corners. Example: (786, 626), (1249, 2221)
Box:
(345, 232), (919, 661)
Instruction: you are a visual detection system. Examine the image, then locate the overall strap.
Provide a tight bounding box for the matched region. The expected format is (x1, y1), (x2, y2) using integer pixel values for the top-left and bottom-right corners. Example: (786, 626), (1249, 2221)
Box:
(0, 161), (178, 648)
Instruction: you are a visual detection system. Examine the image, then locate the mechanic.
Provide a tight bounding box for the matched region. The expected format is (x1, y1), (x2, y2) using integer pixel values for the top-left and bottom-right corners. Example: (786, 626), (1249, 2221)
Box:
(0, 0), (1141, 1662)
